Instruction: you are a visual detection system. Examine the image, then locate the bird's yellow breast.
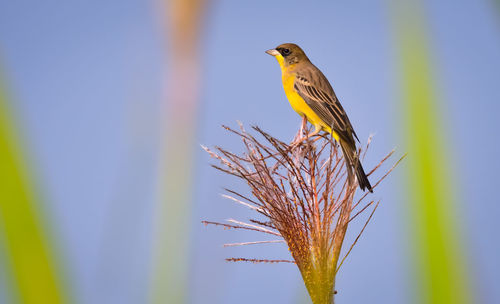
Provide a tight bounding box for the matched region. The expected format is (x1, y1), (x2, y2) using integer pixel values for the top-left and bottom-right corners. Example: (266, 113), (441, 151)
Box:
(281, 71), (333, 135)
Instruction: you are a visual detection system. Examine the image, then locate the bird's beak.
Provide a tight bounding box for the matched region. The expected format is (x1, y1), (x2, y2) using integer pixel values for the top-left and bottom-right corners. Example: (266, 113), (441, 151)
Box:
(266, 49), (279, 56)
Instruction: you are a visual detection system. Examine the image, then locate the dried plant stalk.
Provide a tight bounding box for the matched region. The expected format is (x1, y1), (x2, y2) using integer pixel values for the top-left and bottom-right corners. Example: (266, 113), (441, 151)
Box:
(202, 123), (403, 304)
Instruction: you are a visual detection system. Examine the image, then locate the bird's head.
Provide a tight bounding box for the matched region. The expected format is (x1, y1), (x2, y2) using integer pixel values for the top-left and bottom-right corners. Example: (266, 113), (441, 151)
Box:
(266, 43), (309, 68)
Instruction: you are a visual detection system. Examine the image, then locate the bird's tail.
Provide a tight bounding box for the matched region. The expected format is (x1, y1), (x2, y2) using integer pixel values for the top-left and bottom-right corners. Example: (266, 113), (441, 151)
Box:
(339, 140), (373, 193)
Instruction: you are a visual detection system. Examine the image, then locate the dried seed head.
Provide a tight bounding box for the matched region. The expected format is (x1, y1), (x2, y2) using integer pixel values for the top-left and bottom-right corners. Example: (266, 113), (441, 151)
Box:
(203, 123), (404, 304)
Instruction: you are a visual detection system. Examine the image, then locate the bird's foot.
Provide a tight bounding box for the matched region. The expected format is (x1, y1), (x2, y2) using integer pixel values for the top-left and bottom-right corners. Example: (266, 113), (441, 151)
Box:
(290, 130), (322, 149)
(299, 116), (307, 136)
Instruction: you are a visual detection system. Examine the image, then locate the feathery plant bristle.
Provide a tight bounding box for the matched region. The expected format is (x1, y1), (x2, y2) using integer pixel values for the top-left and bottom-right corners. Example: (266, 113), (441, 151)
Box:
(202, 123), (403, 304)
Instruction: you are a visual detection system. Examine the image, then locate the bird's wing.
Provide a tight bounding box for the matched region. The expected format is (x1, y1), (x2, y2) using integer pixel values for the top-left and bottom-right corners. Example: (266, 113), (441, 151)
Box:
(294, 71), (359, 143)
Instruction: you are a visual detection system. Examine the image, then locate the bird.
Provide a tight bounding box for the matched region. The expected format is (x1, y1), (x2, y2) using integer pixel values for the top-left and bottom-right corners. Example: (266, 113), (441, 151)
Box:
(266, 43), (372, 192)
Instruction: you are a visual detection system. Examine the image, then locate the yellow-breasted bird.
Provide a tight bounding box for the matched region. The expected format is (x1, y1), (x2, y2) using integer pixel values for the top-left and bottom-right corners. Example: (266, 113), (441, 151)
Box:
(266, 43), (373, 192)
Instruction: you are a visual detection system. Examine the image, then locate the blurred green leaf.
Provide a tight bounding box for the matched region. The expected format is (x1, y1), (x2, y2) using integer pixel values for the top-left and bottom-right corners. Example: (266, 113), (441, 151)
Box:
(150, 0), (207, 303)
(390, 1), (472, 303)
(0, 73), (66, 303)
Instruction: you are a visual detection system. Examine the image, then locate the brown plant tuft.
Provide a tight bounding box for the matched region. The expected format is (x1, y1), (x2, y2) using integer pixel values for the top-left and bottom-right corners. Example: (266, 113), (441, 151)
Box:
(202, 123), (404, 304)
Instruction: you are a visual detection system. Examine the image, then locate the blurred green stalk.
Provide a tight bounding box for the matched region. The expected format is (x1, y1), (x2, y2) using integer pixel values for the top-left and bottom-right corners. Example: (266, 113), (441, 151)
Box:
(389, 1), (472, 303)
(150, 0), (206, 303)
(0, 71), (66, 303)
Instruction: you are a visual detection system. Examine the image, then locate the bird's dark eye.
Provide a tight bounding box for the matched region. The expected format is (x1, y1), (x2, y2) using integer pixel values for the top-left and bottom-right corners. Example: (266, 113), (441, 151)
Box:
(282, 48), (291, 56)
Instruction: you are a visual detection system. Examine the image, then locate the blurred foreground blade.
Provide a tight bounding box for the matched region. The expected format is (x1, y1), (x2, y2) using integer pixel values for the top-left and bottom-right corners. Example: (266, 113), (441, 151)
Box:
(150, 0), (207, 303)
(0, 68), (67, 303)
(389, 1), (473, 303)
